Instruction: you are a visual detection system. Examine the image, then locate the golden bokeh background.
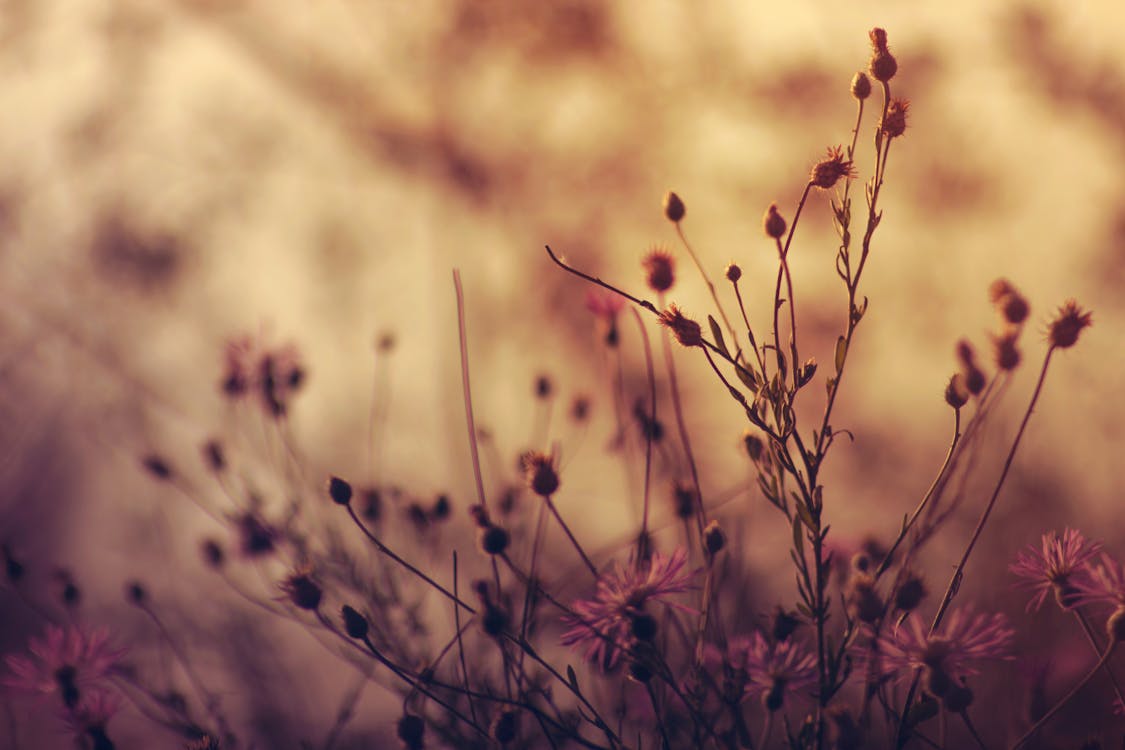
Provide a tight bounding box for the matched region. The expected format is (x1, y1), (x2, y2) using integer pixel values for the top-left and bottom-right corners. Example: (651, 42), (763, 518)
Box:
(2, 1), (1124, 745)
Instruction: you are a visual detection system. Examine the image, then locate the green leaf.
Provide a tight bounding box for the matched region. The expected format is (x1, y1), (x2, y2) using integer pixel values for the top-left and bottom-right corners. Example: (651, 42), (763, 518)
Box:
(708, 315), (728, 358)
(834, 336), (847, 376)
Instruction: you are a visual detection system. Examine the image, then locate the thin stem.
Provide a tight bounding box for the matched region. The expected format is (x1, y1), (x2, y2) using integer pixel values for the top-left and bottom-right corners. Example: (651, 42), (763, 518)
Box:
(675, 222), (738, 345)
(631, 307), (657, 553)
(660, 320), (707, 538)
(1073, 608), (1125, 707)
(453, 270), (489, 513)
(1011, 645), (1117, 750)
(543, 494), (598, 578)
(451, 552), (477, 727)
(545, 245), (658, 315)
(929, 349), (1055, 634)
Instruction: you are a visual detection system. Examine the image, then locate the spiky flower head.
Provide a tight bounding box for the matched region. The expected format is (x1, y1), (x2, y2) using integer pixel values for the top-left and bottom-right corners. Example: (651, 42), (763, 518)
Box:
(657, 304), (703, 348)
(561, 549), (696, 670)
(522, 451), (560, 497)
(876, 609), (1013, 698)
(880, 98), (910, 139)
(642, 248), (675, 293)
(724, 631), (817, 712)
(1069, 553), (1125, 610)
(868, 28), (898, 82)
(810, 146), (856, 189)
(1047, 300), (1092, 349)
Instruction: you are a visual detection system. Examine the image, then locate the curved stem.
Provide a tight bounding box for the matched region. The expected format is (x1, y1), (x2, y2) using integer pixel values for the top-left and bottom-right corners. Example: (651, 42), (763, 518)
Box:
(1011, 645), (1116, 750)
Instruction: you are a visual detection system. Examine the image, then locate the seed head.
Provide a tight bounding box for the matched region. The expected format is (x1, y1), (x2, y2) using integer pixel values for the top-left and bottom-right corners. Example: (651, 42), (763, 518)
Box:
(725, 263), (742, 283)
(341, 605), (369, 639)
(992, 330), (1021, 371)
(944, 373), (969, 409)
(894, 572), (928, 612)
(657, 304), (703, 348)
(523, 451), (560, 497)
(868, 28), (897, 82)
(281, 569), (322, 611)
(663, 191), (686, 223)
(1048, 300), (1092, 350)
(989, 279), (1030, 325)
(880, 98), (910, 139)
(763, 203), (787, 239)
(810, 146), (855, 189)
(478, 525), (511, 556)
(328, 476), (353, 506)
(642, 248), (675, 293)
(851, 71), (872, 100)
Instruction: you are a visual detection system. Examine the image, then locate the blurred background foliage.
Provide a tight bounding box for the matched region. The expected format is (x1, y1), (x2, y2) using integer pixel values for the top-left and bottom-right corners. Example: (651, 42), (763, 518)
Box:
(1, 0), (1123, 745)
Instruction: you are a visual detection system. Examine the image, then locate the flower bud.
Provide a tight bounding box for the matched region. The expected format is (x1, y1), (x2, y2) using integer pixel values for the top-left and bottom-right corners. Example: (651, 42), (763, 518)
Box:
(643, 249), (675, 293)
(663, 191), (686, 223)
(763, 203), (787, 239)
(944, 373), (969, 409)
(328, 476), (353, 505)
(342, 605), (369, 639)
(851, 71), (872, 100)
(523, 452), (560, 497)
(725, 263), (742, 282)
(703, 520), (726, 557)
(478, 525), (511, 556)
(657, 304), (704, 348)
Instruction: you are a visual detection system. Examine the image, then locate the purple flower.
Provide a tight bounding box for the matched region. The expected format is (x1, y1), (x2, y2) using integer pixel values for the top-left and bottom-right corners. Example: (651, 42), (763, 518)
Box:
(561, 549), (695, 670)
(725, 632), (817, 711)
(876, 609), (1013, 699)
(1009, 528), (1101, 611)
(4, 625), (127, 707)
(59, 689), (121, 738)
(1070, 553), (1125, 609)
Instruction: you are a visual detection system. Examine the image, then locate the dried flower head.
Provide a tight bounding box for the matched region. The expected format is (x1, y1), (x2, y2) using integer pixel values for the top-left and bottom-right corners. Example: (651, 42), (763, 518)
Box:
(341, 605), (369, 639)
(280, 568), (322, 611)
(944, 373), (970, 409)
(868, 28), (897, 82)
(642, 248), (675, 293)
(1047, 300), (1092, 349)
(851, 71), (872, 100)
(880, 98), (910, 139)
(725, 263), (742, 283)
(763, 203), (787, 240)
(1010, 528), (1101, 611)
(657, 304), (703, 348)
(992, 329), (1021, 371)
(876, 609), (1014, 698)
(894, 572), (928, 612)
(561, 549), (696, 670)
(989, 278), (1030, 325)
(222, 333), (306, 418)
(810, 146), (856, 189)
(522, 451), (560, 497)
(663, 191), (685, 223)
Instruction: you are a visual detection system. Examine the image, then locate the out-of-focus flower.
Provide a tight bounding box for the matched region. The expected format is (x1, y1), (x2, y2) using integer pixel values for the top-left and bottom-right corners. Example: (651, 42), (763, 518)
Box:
(876, 609), (1013, 699)
(4, 625), (126, 707)
(1010, 528), (1101, 611)
(221, 332), (306, 417)
(725, 631), (817, 711)
(561, 549), (695, 670)
(1070, 553), (1125, 609)
(59, 689), (121, 741)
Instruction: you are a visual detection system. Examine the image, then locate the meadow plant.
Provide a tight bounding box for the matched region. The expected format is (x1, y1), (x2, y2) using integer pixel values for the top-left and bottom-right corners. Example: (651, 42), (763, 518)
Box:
(3, 27), (1116, 750)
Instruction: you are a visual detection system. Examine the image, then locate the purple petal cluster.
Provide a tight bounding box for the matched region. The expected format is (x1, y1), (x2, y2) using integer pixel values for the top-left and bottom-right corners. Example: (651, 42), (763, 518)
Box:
(561, 548), (695, 670)
(877, 609), (1013, 685)
(4, 625), (127, 699)
(726, 631), (817, 709)
(1009, 528), (1101, 611)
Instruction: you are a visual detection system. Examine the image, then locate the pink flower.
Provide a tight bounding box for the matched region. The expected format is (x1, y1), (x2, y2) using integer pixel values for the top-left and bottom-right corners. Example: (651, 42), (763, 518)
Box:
(585, 291), (625, 320)
(725, 632), (817, 711)
(561, 549), (696, 670)
(59, 689), (121, 738)
(4, 625), (127, 707)
(1009, 528), (1101, 611)
(876, 609), (1013, 699)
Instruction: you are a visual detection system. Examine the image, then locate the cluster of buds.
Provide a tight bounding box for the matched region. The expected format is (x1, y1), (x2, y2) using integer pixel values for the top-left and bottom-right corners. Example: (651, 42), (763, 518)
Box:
(470, 504), (511, 557)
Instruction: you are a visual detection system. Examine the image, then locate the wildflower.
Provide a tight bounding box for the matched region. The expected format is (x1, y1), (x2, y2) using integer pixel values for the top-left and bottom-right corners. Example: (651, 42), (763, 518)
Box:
(1047, 300), (1093, 349)
(280, 568), (322, 611)
(561, 549), (696, 670)
(1010, 528), (1101, 611)
(642, 248), (675, 293)
(763, 203), (787, 239)
(328, 475), (353, 505)
(880, 98), (910, 139)
(478, 524), (511, 556)
(877, 609), (1013, 698)
(703, 520), (726, 557)
(586, 290), (624, 347)
(847, 573), (884, 624)
(944, 373), (970, 409)
(989, 278), (1030, 325)
(851, 71), (872, 100)
(868, 28), (897, 83)
(657, 304), (703, 348)
(663, 191), (686, 223)
(725, 263), (742, 282)
(992, 329), (1021, 371)
(341, 605), (369, 640)
(221, 333), (305, 417)
(810, 145), (855, 189)
(894, 571), (928, 613)
(522, 451), (560, 497)
(4, 625), (126, 708)
(726, 632), (817, 711)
